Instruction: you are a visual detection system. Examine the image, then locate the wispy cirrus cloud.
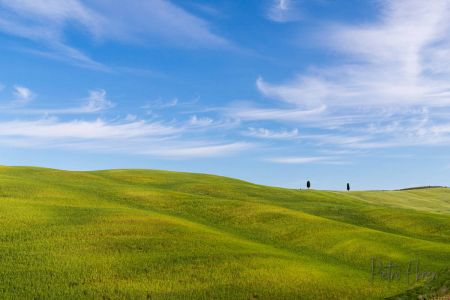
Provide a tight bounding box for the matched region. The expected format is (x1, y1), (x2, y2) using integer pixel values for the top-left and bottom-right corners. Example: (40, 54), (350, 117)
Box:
(266, 0), (302, 23)
(87, 0), (228, 47)
(234, 0), (450, 151)
(0, 82), (251, 158)
(4, 88), (114, 115)
(0, 117), (253, 158)
(140, 142), (253, 158)
(227, 101), (326, 122)
(267, 156), (341, 164)
(0, 0), (107, 70)
(0, 118), (177, 140)
(142, 98), (178, 110)
(0, 0), (229, 69)
(271, 0), (450, 110)
(244, 127), (299, 139)
(0, 84), (35, 108)
(12, 85), (34, 105)
(80, 89), (114, 113)
(188, 115), (214, 127)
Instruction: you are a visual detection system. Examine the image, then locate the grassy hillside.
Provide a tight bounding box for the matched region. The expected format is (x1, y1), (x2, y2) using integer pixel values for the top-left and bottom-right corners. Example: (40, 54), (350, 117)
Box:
(0, 166), (449, 299)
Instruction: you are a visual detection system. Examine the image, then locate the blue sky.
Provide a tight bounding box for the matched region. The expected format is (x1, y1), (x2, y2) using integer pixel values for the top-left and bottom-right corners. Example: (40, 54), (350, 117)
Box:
(1, 0), (450, 190)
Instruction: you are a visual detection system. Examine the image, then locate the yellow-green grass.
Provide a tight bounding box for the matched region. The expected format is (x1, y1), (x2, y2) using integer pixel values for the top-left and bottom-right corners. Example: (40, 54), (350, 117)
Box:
(0, 166), (449, 299)
(348, 189), (450, 215)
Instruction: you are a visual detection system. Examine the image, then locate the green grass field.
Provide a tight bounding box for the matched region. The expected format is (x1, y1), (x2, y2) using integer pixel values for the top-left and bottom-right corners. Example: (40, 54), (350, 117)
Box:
(0, 166), (449, 299)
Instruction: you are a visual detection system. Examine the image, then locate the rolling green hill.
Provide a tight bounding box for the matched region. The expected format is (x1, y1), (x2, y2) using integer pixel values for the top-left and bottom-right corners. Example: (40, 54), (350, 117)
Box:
(0, 166), (449, 299)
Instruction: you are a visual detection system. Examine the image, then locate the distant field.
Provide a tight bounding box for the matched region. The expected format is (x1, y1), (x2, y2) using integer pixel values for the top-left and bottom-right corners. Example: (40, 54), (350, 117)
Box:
(0, 166), (449, 299)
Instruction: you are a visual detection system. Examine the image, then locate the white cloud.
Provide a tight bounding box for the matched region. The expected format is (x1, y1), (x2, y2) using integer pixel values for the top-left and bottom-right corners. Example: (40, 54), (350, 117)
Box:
(0, 0), (101, 25)
(228, 102), (326, 122)
(0, 0), (228, 68)
(0, 117), (251, 158)
(0, 118), (178, 139)
(3, 88), (114, 115)
(142, 98), (178, 110)
(141, 142), (253, 158)
(0, 0), (107, 69)
(189, 115), (214, 127)
(256, 76), (330, 108)
(12, 85), (34, 105)
(266, 0), (302, 23)
(244, 127), (299, 139)
(309, 0), (450, 108)
(82, 89), (114, 113)
(86, 0), (228, 47)
(234, 0), (450, 150)
(1, 85), (250, 158)
(267, 156), (338, 164)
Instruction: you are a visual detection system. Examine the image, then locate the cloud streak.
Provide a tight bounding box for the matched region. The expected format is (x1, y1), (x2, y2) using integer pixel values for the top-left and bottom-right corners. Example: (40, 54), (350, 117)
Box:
(267, 156), (340, 164)
(0, 118), (177, 139)
(3, 88), (114, 115)
(232, 0), (450, 152)
(12, 85), (34, 105)
(244, 127), (299, 139)
(140, 142), (253, 158)
(0, 117), (252, 158)
(266, 0), (302, 23)
(0, 0), (229, 69)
